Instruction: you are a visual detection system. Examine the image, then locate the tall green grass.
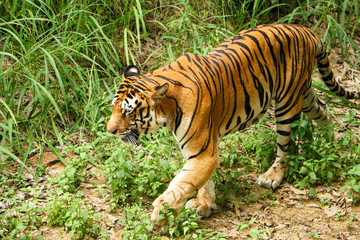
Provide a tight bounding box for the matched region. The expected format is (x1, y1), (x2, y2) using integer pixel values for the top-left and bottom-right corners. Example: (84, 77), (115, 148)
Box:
(0, 0), (122, 173)
(283, 0), (360, 66)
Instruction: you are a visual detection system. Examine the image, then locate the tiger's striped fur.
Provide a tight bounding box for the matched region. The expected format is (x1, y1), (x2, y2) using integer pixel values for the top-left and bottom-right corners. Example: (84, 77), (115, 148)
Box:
(107, 24), (359, 224)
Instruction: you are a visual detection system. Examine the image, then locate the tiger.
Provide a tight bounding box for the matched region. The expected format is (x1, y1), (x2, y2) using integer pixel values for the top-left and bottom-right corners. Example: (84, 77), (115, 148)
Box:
(106, 24), (360, 225)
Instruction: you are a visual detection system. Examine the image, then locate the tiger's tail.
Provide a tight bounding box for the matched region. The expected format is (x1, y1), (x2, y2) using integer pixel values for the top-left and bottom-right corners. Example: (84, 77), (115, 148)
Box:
(316, 42), (360, 99)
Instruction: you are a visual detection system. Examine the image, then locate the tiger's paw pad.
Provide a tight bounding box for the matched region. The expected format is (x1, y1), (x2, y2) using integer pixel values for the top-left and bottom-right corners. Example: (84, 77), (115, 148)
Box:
(256, 176), (281, 190)
(185, 198), (217, 217)
(150, 191), (184, 226)
(256, 171), (283, 190)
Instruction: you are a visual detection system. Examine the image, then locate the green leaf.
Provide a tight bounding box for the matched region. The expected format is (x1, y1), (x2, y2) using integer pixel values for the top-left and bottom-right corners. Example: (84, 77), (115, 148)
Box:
(239, 223), (249, 231)
(249, 228), (261, 239)
(309, 172), (317, 183)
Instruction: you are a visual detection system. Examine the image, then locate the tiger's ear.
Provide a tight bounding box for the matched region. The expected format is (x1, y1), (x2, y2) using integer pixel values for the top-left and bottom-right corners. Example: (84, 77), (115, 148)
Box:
(151, 83), (169, 107)
(124, 65), (140, 78)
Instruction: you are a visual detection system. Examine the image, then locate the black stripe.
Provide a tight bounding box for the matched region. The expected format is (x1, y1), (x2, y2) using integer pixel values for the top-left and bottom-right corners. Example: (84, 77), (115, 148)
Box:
(276, 111), (301, 125)
(277, 130), (290, 136)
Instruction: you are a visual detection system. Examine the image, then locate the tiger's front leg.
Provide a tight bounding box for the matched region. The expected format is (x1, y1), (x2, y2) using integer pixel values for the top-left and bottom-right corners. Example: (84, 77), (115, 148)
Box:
(151, 152), (219, 225)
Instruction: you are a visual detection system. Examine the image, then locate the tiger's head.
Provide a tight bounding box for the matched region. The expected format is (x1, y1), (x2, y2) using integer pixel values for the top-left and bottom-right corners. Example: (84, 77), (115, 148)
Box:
(106, 65), (169, 145)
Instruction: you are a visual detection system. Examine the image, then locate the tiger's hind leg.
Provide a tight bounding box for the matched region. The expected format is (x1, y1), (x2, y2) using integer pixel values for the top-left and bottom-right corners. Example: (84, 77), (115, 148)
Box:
(185, 178), (217, 217)
(302, 87), (332, 125)
(256, 97), (304, 189)
(256, 87), (332, 189)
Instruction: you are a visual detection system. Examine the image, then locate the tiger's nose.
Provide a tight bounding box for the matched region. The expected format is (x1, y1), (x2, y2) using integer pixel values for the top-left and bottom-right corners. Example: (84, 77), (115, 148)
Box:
(107, 129), (118, 134)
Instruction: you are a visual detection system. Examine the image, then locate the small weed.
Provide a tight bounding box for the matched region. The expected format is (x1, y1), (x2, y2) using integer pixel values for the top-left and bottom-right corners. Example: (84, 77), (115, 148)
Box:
(308, 231), (320, 239)
(240, 193), (258, 205)
(249, 228), (271, 240)
(344, 213), (355, 229)
(46, 193), (100, 239)
(157, 203), (226, 239)
(238, 217), (270, 239)
(270, 200), (280, 206)
(116, 204), (154, 240)
(319, 196), (332, 209)
(214, 169), (248, 205)
(158, 203), (201, 238)
(259, 189), (275, 200)
(56, 157), (85, 193)
(238, 217), (258, 231)
(102, 130), (179, 206)
(0, 201), (43, 239)
(334, 211), (345, 219)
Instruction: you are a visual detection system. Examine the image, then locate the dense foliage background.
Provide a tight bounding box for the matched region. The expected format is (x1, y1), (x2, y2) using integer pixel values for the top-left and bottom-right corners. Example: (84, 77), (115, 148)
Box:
(0, 0), (359, 239)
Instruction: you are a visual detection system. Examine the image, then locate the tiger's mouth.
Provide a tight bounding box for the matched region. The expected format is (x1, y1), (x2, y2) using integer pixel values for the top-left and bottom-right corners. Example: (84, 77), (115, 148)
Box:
(120, 129), (140, 146)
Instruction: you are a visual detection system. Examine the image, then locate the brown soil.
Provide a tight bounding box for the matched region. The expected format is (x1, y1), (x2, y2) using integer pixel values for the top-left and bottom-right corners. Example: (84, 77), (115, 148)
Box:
(23, 149), (360, 239)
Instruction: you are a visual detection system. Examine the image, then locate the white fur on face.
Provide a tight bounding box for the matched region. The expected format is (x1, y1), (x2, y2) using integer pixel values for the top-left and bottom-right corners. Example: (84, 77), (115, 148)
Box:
(111, 91), (120, 106)
(111, 97), (118, 106)
(121, 97), (138, 115)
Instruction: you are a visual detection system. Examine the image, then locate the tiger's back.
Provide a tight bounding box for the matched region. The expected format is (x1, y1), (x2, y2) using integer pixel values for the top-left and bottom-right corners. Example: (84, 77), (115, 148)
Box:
(150, 24), (322, 139)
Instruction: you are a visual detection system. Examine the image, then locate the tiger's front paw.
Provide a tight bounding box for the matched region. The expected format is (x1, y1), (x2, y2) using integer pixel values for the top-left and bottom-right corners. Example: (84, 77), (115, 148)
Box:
(256, 168), (284, 189)
(185, 197), (217, 217)
(150, 191), (185, 226)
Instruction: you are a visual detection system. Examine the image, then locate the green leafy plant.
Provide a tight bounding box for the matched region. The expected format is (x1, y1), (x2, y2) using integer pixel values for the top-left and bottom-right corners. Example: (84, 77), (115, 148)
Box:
(102, 129), (180, 206)
(46, 193), (100, 239)
(0, 201), (43, 239)
(287, 125), (337, 188)
(56, 153), (86, 193)
(158, 203), (201, 238)
(286, 116), (359, 189)
(238, 217), (270, 239)
(116, 204), (154, 240)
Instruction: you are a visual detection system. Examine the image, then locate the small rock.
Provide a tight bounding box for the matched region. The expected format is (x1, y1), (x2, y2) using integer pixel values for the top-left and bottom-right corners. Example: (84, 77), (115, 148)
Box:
(17, 192), (26, 201)
(253, 203), (264, 210)
(346, 196), (353, 205)
(275, 223), (286, 231)
(307, 203), (320, 208)
(260, 220), (273, 227)
(332, 190), (340, 197)
(37, 177), (45, 183)
(290, 186), (306, 195)
(24, 173), (34, 181)
(286, 200), (298, 206)
(240, 210), (250, 217)
(298, 225), (310, 232)
(324, 206), (339, 217)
